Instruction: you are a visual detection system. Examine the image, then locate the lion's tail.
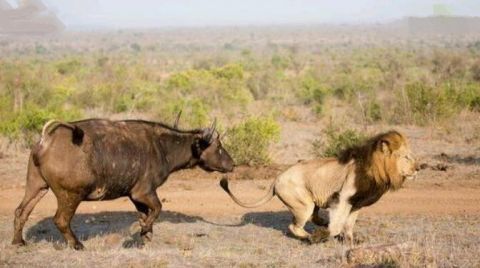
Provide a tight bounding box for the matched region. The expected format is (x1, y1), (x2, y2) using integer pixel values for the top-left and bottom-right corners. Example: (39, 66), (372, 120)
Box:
(220, 177), (275, 208)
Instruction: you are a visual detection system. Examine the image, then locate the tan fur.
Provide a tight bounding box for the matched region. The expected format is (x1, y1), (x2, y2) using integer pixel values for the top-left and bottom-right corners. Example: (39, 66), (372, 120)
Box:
(221, 130), (417, 244)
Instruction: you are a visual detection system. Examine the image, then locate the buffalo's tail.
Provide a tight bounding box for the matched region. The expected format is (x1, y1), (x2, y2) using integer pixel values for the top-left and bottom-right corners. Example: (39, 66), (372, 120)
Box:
(33, 120), (84, 166)
(40, 119), (84, 146)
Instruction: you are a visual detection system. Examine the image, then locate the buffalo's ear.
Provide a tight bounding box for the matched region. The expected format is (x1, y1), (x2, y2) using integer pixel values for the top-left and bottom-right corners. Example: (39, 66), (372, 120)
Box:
(380, 139), (391, 155)
(192, 137), (204, 158)
(192, 133), (211, 158)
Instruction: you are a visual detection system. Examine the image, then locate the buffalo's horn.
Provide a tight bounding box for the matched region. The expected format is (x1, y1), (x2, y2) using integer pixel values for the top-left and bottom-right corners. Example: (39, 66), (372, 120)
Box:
(210, 118), (217, 133)
(173, 110), (182, 128)
(205, 118), (217, 141)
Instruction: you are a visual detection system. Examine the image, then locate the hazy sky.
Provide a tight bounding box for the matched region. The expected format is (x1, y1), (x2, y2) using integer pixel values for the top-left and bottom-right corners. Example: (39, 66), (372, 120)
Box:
(7, 0), (480, 29)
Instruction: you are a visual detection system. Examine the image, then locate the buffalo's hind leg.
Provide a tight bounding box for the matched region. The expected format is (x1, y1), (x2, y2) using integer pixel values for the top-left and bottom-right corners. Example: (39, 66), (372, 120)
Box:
(130, 189), (162, 243)
(53, 191), (83, 250)
(12, 157), (49, 246)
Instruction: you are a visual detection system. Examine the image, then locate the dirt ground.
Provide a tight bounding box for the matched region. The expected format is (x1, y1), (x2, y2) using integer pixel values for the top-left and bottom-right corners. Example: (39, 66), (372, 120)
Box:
(0, 125), (479, 267)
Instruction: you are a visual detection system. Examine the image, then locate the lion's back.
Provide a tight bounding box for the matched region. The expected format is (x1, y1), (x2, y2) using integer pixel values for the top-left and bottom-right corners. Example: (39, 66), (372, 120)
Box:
(275, 158), (352, 207)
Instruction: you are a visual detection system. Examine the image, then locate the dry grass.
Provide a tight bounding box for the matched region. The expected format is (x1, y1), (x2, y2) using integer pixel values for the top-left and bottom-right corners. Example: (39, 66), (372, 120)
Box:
(1, 212), (479, 267)
(0, 121), (479, 267)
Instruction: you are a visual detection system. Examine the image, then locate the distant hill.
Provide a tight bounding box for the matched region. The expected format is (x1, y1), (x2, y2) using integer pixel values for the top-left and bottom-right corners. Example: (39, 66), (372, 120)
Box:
(397, 16), (480, 36)
(0, 0), (64, 35)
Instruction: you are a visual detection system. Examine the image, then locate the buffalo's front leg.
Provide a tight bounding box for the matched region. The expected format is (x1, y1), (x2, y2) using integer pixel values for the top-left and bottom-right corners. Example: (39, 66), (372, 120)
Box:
(130, 190), (162, 243)
(129, 197), (148, 223)
(53, 191), (83, 250)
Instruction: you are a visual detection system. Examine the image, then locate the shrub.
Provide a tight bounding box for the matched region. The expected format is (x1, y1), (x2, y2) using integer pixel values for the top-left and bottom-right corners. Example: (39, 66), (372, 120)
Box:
(130, 43), (142, 52)
(163, 65), (253, 110)
(166, 72), (193, 93)
(156, 98), (210, 129)
(0, 104), (82, 145)
(395, 82), (458, 125)
(56, 59), (82, 75)
(365, 98), (383, 123)
(456, 83), (480, 112)
(271, 54), (290, 69)
(224, 116), (280, 165)
(469, 96), (480, 112)
(299, 73), (329, 114)
(471, 60), (480, 82)
(35, 44), (48, 54)
(212, 64), (244, 80)
(312, 126), (367, 158)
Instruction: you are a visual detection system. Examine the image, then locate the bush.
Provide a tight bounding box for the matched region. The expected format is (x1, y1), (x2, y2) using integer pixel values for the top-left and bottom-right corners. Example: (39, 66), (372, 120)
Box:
(212, 64), (244, 80)
(312, 127), (367, 158)
(130, 43), (142, 52)
(0, 105), (82, 145)
(56, 59), (82, 75)
(365, 98), (383, 122)
(299, 73), (329, 114)
(396, 82), (459, 125)
(164, 64), (252, 108)
(271, 54), (290, 69)
(224, 116), (280, 165)
(156, 98), (210, 129)
(471, 60), (480, 82)
(469, 96), (480, 112)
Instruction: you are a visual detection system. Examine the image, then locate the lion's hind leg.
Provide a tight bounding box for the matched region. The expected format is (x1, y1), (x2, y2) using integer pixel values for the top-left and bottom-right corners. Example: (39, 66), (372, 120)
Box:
(277, 193), (314, 239)
(287, 203), (314, 239)
(275, 175), (315, 240)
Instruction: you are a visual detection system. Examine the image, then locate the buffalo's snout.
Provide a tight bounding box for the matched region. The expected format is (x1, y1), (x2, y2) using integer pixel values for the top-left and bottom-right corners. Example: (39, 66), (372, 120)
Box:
(223, 161), (234, 173)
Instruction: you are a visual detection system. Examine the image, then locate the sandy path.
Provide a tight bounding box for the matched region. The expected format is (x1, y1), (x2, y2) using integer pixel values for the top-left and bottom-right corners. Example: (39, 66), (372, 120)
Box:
(1, 179), (479, 220)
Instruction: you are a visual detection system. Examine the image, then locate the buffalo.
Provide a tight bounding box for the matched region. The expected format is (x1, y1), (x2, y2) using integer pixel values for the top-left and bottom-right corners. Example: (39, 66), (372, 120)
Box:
(12, 118), (234, 249)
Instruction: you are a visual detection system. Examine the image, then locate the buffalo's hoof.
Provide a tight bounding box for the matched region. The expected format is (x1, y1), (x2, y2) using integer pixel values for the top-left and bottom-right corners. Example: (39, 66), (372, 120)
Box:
(71, 242), (85, 250)
(12, 239), (26, 246)
(141, 231), (153, 242)
(122, 239), (145, 249)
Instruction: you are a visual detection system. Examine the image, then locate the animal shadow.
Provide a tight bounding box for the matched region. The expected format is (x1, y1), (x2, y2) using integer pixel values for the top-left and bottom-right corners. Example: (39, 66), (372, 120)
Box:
(26, 210), (205, 247)
(240, 211), (317, 235)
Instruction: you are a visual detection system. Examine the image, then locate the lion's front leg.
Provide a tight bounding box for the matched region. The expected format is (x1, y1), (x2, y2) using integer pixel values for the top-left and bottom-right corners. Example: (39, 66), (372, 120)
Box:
(328, 198), (352, 235)
(309, 199), (352, 244)
(343, 210), (359, 247)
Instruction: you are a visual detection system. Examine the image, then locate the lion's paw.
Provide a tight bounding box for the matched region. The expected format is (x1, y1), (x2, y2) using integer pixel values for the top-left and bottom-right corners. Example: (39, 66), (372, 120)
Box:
(309, 227), (330, 244)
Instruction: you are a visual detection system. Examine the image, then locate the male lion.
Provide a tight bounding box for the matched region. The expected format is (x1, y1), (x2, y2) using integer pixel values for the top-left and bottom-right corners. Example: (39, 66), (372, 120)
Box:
(220, 130), (418, 245)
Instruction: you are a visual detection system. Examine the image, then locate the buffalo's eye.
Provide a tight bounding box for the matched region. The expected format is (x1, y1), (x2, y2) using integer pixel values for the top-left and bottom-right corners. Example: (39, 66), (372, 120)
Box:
(219, 148), (223, 155)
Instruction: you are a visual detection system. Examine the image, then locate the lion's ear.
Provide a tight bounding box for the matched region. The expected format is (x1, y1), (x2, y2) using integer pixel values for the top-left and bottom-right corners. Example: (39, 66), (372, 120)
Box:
(380, 140), (391, 155)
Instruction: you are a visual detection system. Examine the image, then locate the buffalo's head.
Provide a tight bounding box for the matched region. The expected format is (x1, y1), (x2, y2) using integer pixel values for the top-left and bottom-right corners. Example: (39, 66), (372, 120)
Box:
(193, 120), (234, 173)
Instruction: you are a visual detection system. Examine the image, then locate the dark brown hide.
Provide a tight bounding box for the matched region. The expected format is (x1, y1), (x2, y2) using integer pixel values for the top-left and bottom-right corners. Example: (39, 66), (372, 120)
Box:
(12, 119), (234, 249)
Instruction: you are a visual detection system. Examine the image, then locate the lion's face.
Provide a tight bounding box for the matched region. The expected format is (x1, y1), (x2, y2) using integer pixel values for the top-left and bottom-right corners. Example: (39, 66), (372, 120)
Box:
(393, 145), (417, 180)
